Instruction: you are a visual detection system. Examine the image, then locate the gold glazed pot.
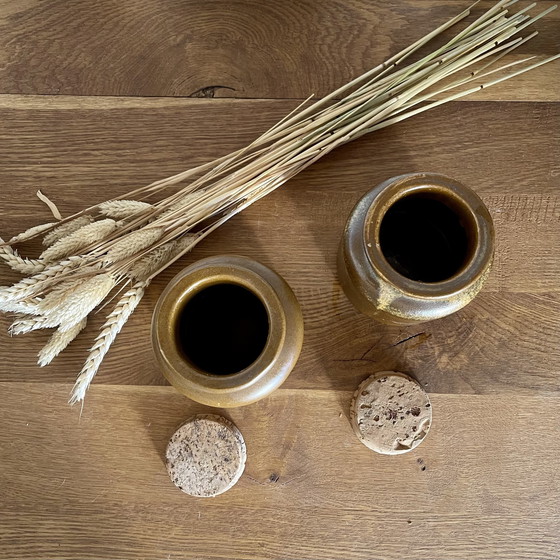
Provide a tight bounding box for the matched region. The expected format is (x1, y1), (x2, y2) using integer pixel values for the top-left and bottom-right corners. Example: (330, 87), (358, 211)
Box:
(338, 173), (494, 325)
(152, 255), (303, 408)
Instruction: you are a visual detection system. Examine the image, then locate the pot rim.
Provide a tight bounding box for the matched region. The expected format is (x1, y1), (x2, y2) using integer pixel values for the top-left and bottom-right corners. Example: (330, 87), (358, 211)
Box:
(363, 172), (494, 299)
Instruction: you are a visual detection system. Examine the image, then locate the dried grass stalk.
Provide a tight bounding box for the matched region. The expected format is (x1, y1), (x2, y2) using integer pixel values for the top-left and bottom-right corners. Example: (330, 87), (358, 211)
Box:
(36, 190), (63, 220)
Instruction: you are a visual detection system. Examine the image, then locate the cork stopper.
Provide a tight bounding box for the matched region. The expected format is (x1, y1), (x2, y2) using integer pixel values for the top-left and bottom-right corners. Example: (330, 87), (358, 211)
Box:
(350, 371), (431, 454)
(166, 414), (246, 497)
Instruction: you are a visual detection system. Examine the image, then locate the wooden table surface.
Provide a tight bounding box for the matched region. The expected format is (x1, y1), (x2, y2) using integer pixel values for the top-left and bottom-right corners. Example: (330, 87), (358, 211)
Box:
(1, 2), (559, 559)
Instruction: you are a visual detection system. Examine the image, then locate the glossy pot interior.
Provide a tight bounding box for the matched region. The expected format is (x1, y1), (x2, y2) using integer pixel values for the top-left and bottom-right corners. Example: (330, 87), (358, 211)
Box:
(338, 173), (494, 325)
(152, 255), (304, 407)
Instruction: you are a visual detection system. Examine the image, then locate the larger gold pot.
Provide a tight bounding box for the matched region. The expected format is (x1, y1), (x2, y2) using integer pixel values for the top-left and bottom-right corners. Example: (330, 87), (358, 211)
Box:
(338, 173), (494, 325)
(152, 255), (303, 408)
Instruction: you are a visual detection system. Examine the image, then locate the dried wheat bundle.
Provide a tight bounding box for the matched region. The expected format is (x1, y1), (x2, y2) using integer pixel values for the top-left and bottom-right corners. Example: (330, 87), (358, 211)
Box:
(1, 0), (558, 403)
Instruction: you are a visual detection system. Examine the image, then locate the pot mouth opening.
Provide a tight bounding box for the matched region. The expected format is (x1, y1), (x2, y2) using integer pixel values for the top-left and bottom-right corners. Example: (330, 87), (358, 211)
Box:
(174, 281), (271, 377)
(376, 190), (478, 285)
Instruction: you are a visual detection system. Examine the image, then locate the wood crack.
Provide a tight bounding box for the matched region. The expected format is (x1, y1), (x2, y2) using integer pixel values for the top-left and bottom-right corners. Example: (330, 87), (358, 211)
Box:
(188, 85), (236, 98)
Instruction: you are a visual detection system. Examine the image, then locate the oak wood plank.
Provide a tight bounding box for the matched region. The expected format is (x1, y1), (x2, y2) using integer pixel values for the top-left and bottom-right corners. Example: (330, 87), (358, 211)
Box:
(0, 97), (558, 393)
(0, 1), (557, 101)
(0, 384), (559, 559)
(0, 290), (558, 394)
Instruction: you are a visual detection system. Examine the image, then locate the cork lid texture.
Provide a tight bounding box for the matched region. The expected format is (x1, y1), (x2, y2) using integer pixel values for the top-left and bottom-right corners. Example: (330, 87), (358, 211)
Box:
(166, 414), (246, 497)
(350, 371), (432, 455)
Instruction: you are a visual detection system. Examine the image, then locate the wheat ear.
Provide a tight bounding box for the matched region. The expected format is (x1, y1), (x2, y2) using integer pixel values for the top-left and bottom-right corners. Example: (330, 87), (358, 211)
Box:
(126, 233), (198, 281)
(98, 200), (153, 219)
(38, 277), (85, 314)
(0, 236), (45, 275)
(43, 216), (94, 247)
(0, 250), (45, 275)
(0, 257), (85, 304)
(39, 273), (115, 331)
(69, 281), (147, 404)
(127, 243), (175, 281)
(0, 298), (42, 315)
(38, 318), (87, 367)
(102, 227), (164, 264)
(8, 223), (57, 244)
(157, 190), (207, 220)
(40, 219), (117, 262)
(8, 274), (111, 333)
(9, 314), (50, 335)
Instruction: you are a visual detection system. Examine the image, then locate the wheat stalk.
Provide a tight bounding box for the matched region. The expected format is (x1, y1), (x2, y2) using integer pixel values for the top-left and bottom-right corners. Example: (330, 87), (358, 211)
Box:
(42, 274), (115, 331)
(0, 257), (88, 305)
(8, 223), (56, 244)
(43, 216), (94, 247)
(0, 0), (557, 404)
(69, 281), (147, 404)
(101, 227), (164, 264)
(40, 219), (117, 262)
(38, 318), (87, 367)
(0, 237), (45, 275)
(9, 314), (49, 336)
(98, 200), (153, 219)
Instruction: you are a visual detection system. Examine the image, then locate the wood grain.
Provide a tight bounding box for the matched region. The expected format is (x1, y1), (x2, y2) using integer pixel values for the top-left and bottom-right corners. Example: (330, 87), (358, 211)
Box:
(1, 383), (559, 560)
(0, 2), (559, 558)
(0, 97), (558, 394)
(0, 1), (557, 100)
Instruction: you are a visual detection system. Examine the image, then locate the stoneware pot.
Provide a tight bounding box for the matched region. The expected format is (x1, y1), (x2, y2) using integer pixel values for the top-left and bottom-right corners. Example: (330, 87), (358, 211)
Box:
(338, 172), (494, 325)
(152, 255), (303, 407)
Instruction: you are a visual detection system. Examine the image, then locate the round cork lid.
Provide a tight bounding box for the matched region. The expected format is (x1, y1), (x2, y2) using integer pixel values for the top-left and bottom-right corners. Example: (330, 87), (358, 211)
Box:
(166, 414), (246, 497)
(350, 371), (432, 455)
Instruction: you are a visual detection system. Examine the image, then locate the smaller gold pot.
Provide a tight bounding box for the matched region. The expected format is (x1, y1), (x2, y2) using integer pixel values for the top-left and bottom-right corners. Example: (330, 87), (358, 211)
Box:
(152, 255), (303, 408)
(338, 173), (494, 325)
